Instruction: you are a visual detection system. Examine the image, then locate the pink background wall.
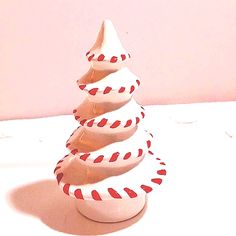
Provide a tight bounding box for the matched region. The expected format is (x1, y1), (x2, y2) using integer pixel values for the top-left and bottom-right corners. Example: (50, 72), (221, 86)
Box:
(1, 0), (236, 120)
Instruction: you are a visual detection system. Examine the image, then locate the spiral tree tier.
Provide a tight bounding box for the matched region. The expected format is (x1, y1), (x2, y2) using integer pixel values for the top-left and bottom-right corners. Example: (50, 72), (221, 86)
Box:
(54, 20), (167, 223)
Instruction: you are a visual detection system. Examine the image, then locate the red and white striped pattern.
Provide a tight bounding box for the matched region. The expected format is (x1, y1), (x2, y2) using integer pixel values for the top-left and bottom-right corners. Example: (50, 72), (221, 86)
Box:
(72, 106), (145, 129)
(86, 51), (131, 63)
(66, 130), (152, 163)
(54, 153), (167, 201)
(77, 79), (140, 96)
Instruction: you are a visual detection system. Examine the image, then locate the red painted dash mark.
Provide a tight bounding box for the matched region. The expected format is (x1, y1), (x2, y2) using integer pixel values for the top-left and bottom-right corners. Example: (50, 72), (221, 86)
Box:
(136, 117), (140, 124)
(56, 173), (63, 184)
(124, 188), (137, 198)
(128, 53), (131, 58)
(86, 119), (95, 127)
(110, 120), (121, 128)
(88, 54), (95, 61)
(94, 155), (104, 163)
(74, 189), (84, 199)
(141, 112), (145, 118)
(151, 178), (163, 185)
(160, 162), (166, 165)
(130, 85), (135, 93)
(71, 149), (78, 155)
(118, 87), (125, 93)
(109, 152), (120, 162)
(124, 119), (132, 127)
(91, 190), (102, 200)
(80, 153), (90, 161)
(86, 51), (90, 56)
(136, 79), (140, 86)
(63, 184), (70, 195)
(141, 184), (153, 193)
(88, 88), (98, 95)
(97, 118), (108, 127)
(148, 150), (154, 155)
(80, 119), (87, 126)
(138, 149), (143, 157)
(73, 109), (77, 113)
(97, 54), (105, 61)
(103, 86), (112, 94)
(146, 140), (151, 148)
(108, 188), (122, 198)
(157, 169), (167, 175)
(110, 56), (118, 63)
(66, 143), (71, 148)
(121, 54), (126, 61)
(79, 84), (86, 90)
(123, 152), (131, 160)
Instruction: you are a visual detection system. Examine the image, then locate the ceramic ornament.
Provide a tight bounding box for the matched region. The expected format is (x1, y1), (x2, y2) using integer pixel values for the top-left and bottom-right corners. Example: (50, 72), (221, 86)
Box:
(54, 19), (167, 223)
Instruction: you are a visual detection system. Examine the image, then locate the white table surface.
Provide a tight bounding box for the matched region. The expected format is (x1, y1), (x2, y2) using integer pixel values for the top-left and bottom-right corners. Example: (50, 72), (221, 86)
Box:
(1, 102), (236, 236)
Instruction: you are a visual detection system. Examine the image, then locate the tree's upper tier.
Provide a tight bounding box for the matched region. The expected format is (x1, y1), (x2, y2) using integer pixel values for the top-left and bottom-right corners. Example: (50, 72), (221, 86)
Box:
(86, 19), (130, 70)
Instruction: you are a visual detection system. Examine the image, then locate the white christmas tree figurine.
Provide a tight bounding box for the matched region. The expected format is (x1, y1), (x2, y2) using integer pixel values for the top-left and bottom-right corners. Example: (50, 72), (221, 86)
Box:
(54, 19), (167, 223)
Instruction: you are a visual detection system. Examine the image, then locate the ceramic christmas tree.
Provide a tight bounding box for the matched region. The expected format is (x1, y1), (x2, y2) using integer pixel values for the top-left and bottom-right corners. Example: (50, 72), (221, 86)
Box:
(54, 20), (167, 222)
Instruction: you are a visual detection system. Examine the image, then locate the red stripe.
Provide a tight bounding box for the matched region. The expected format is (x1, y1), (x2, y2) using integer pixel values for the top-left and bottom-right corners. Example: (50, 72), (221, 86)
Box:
(128, 53), (131, 58)
(56, 173), (63, 184)
(141, 112), (145, 118)
(141, 184), (153, 193)
(73, 109), (77, 113)
(74, 189), (84, 199)
(123, 152), (131, 160)
(91, 190), (102, 201)
(80, 119), (87, 126)
(130, 85), (135, 93)
(110, 120), (121, 128)
(97, 118), (108, 127)
(121, 54), (126, 61)
(89, 88), (98, 95)
(157, 169), (167, 175)
(79, 84), (86, 90)
(136, 117), (140, 124)
(88, 54), (95, 61)
(86, 51), (90, 56)
(109, 152), (120, 162)
(80, 153), (90, 161)
(108, 188), (122, 198)
(146, 140), (151, 148)
(110, 56), (118, 63)
(87, 119), (95, 127)
(148, 150), (154, 155)
(151, 178), (162, 185)
(156, 157), (160, 160)
(160, 162), (166, 165)
(138, 149), (143, 157)
(124, 119), (132, 127)
(141, 106), (145, 110)
(54, 166), (61, 174)
(124, 188), (137, 198)
(66, 143), (71, 148)
(94, 155), (104, 163)
(75, 116), (80, 120)
(136, 79), (140, 86)
(103, 86), (112, 94)
(118, 87), (125, 93)
(71, 149), (78, 155)
(97, 54), (105, 61)
(63, 184), (70, 195)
